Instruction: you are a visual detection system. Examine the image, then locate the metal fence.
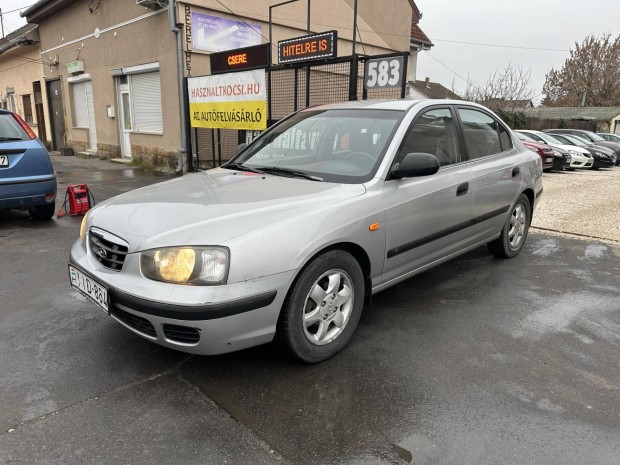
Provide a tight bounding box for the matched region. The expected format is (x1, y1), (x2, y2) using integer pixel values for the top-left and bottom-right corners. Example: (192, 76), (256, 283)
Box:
(193, 51), (408, 169)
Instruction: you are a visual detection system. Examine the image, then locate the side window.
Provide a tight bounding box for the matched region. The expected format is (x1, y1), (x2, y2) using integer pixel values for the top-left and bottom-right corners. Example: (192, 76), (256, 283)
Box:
(396, 108), (460, 167)
(458, 108), (503, 160)
(498, 124), (512, 151)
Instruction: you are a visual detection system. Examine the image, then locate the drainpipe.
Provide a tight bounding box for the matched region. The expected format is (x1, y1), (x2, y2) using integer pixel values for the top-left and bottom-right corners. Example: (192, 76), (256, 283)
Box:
(169, 1), (188, 174)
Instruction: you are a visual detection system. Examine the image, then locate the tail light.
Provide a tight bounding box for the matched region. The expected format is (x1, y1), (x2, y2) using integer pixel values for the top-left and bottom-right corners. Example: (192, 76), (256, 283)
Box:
(11, 113), (37, 140)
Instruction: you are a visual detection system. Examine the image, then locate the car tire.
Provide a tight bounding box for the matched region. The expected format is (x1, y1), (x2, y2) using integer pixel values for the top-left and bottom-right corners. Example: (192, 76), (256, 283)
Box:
(487, 193), (531, 259)
(276, 250), (365, 363)
(29, 203), (55, 220)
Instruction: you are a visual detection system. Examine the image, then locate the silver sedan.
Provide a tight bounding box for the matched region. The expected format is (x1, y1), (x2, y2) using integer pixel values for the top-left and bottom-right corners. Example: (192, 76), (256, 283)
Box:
(69, 100), (543, 362)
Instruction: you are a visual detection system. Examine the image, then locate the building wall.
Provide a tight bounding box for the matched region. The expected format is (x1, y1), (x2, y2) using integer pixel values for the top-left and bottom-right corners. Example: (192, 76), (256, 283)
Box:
(179, 0), (413, 78)
(36, 0), (180, 162)
(0, 44), (50, 142)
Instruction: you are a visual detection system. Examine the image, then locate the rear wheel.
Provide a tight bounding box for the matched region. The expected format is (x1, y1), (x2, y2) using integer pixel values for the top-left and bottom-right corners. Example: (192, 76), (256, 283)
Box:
(277, 250), (365, 363)
(29, 203), (55, 220)
(487, 194), (531, 258)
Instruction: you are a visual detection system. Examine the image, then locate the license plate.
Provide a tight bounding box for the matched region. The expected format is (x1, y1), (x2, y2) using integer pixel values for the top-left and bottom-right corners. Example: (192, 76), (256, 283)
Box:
(69, 265), (109, 312)
(0, 155), (8, 167)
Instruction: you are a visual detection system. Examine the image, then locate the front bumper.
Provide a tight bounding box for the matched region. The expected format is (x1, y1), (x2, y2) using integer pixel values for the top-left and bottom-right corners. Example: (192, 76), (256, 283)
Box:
(592, 156), (614, 168)
(70, 240), (295, 355)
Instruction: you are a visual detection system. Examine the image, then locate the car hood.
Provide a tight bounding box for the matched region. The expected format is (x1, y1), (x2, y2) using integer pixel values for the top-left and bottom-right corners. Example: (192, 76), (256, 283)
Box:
(89, 168), (366, 251)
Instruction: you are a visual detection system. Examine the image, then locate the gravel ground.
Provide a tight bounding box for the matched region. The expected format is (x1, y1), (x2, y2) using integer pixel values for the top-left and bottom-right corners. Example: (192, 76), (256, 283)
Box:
(531, 166), (620, 244)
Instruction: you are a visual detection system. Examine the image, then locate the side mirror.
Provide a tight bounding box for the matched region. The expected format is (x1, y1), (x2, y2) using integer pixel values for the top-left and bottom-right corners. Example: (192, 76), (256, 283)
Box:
(391, 152), (440, 179)
(236, 142), (248, 154)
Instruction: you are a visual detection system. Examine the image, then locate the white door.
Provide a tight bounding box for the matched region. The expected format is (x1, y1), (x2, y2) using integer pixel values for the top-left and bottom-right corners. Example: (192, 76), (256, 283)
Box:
(118, 85), (132, 158)
(85, 81), (97, 150)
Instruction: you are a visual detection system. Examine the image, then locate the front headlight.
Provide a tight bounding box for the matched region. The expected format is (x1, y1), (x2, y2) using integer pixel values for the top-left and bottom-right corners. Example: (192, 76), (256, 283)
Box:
(568, 150), (580, 156)
(140, 246), (229, 285)
(79, 212), (89, 244)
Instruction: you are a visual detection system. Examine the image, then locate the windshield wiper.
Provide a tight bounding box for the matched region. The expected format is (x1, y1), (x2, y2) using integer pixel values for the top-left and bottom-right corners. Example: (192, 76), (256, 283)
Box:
(258, 166), (324, 182)
(223, 163), (265, 174)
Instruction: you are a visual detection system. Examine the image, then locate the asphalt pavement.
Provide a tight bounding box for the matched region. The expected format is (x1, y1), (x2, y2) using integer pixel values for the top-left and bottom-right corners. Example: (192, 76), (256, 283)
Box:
(0, 156), (618, 465)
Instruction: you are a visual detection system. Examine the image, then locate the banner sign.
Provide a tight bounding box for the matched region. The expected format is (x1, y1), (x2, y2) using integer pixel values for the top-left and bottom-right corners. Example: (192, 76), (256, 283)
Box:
(278, 31), (337, 64)
(210, 43), (270, 75)
(364, 56), (405, 89)
(188, 70), (267, 130)
(192, 13), (262, 52)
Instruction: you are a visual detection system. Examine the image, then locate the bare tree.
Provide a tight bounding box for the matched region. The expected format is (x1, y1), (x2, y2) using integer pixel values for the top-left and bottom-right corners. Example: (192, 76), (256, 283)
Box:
(543, 34), (620, 107)
(459, 64), (535, 109)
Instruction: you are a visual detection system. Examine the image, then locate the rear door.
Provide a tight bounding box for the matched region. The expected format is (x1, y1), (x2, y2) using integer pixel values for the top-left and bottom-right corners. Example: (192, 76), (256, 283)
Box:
(456, 106), (523, 240)
(382, 106), (474, 284)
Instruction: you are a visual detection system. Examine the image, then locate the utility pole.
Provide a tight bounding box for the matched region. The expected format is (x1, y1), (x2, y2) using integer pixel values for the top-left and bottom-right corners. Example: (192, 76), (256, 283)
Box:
(0, 9), (5, 39)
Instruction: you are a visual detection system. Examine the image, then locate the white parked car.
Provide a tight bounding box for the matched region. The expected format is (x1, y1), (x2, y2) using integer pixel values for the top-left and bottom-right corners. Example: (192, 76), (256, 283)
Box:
(515, 130), (592, 170)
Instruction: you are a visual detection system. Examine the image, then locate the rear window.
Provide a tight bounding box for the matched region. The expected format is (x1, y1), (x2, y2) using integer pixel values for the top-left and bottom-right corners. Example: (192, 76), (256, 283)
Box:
(0, 114), (29, 143)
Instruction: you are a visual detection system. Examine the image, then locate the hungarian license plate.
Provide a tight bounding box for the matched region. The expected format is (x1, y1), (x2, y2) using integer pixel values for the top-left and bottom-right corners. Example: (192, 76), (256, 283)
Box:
(69, 265), (109, 312)
(0, 155), (8, 167)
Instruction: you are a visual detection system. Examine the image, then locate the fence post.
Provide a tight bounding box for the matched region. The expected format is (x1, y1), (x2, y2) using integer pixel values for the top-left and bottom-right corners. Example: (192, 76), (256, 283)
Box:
(400, 52), (409, 99)
(348, 54), (358, 101)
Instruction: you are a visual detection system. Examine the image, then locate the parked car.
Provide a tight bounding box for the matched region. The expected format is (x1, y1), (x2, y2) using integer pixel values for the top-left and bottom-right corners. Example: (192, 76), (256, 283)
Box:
(597, 132), (620, 145)
(514, 132), (559, 171)
(546, 129), (620, 164)
(515, 130), (592, 170)
(69, 100), (543, 362)
(548, 133), (616, 169)
(0, 110), (57, 219)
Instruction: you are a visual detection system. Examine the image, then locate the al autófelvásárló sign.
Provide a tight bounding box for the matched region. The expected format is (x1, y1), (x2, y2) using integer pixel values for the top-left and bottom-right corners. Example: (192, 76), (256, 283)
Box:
(188, 69), (266, 130)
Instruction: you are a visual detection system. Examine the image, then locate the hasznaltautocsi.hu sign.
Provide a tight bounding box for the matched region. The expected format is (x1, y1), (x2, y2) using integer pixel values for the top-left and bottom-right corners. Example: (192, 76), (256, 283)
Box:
(188, 69), (267, 130)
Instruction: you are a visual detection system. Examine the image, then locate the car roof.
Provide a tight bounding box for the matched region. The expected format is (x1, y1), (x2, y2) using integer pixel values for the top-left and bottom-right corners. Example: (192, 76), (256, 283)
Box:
(301, 99), (478, 112)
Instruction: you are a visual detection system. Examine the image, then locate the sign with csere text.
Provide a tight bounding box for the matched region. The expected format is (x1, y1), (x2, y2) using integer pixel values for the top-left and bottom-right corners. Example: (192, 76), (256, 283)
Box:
(188, 70), (267, 130)
(278, 31), (337, 64)
(210, 43), (270, 75)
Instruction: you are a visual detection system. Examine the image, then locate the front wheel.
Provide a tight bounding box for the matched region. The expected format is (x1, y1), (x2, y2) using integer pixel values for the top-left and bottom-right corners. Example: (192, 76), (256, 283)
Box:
(277, 250), (365, 363)
(487, 193), (531, 258)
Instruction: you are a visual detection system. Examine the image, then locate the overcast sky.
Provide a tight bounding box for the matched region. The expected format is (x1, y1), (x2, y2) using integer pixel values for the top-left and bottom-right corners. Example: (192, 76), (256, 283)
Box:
(415, 0), (620, 101)
(2, 0), (619, 102)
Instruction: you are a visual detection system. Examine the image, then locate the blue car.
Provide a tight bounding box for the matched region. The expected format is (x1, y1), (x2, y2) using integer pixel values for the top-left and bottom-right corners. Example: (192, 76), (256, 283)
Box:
(0, 110), (57, 219)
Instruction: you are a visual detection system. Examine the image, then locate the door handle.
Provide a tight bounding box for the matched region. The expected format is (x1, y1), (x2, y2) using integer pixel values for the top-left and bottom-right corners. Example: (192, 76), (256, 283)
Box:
(512, 166), (520, 177)
(456, 182), (469, 197)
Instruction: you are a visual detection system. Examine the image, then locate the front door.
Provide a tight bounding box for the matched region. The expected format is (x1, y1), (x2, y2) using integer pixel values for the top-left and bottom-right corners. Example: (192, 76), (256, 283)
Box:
(47, 80), (64, 151)
(118, 84), (132, 158)
(382, 107), (474, 284)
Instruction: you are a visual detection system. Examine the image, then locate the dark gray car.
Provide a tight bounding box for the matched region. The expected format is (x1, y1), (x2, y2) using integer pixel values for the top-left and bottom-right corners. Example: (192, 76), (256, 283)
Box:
(546, 128), (620, 165)
(69, 100), (543, 362)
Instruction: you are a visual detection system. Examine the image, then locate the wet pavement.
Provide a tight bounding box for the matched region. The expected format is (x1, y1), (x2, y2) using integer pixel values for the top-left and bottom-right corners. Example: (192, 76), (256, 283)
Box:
(0, 156), (618, 464)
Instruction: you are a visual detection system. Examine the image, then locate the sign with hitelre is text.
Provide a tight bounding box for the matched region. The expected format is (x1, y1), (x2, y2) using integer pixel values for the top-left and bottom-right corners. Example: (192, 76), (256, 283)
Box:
(210, 43), (270, 75)
(278, 31), (337, 64)
(188, 69), (267, 130)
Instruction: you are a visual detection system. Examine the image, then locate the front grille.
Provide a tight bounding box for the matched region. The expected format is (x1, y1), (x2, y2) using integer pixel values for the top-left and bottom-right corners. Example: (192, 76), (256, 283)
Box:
(163, 324), (200, 344)
(89, 230), (128, 271)
(111, 306), (157, 338)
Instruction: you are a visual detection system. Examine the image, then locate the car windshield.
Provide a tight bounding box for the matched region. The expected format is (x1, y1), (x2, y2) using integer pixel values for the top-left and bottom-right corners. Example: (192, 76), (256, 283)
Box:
(563, 135), (589, 147)
(584, 131), (605, 141)
(0, 114), (29, 143)
(540, 134), (567, 145)
(531, 132), (558, 145)
(229, 109), (404, 183)
(516, 132), (535, 142)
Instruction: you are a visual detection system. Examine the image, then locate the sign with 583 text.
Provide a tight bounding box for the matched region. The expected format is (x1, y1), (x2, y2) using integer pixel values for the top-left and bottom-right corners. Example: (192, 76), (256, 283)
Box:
(188, 69), (266, 130)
